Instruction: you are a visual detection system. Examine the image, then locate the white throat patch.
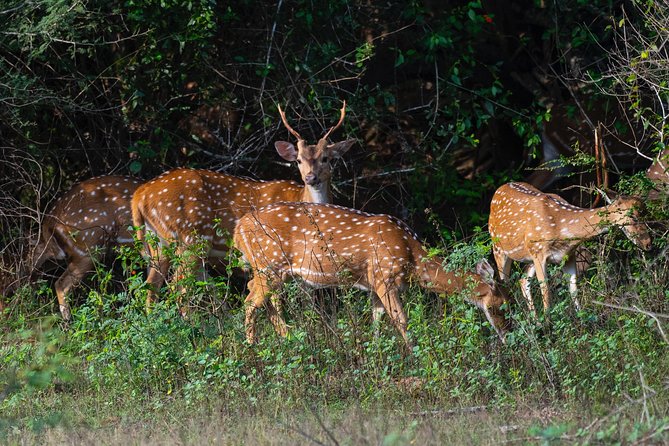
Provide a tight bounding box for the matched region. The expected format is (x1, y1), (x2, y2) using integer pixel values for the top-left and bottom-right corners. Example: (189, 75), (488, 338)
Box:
(306, 185), (329, 204)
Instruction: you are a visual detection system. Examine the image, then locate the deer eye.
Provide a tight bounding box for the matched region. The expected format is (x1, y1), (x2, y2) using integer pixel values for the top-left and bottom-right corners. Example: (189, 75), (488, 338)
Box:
(296, 158), (302, 164)
(321, 156), (329, 164)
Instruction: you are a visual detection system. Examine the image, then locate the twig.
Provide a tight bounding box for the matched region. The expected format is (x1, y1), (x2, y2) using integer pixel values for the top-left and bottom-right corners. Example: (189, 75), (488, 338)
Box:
(258, 0), (284, 113)
(309, 405), (340, 446)
(631, 424), (669, 446)
(336, 167), (416, 185)
(593, 300), (669, 344)
(580, 382), (666, 443)
(277, 418), (329, 446)
(409, 405), (488, 417)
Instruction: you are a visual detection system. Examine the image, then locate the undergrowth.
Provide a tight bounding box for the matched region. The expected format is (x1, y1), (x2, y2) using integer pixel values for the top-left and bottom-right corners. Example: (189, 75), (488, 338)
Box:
(1, 222), (668, 443)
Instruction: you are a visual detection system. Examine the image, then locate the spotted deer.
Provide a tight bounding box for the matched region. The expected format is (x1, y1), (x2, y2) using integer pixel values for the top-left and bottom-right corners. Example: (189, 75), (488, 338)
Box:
(132, 102), (356, 304)
(489, 182), (651, 316)
(233, 202), (511, 347)
(28, 175), (142, 321)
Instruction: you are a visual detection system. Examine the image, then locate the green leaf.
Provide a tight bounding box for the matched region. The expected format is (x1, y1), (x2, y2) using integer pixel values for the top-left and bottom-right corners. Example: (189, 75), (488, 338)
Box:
(129, 161), (142, 174)
(395, 51), (405, 67)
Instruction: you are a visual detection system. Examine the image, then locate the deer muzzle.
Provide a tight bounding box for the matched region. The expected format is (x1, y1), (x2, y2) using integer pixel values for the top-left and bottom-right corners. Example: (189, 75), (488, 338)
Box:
(304, 173), (319, 186)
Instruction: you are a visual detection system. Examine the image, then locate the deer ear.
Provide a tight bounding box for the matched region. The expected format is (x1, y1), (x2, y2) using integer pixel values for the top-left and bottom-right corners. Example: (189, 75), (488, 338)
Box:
(275, 141), (298, 161)
(475, 259), (495, 286)
(326, 139), (356, 158)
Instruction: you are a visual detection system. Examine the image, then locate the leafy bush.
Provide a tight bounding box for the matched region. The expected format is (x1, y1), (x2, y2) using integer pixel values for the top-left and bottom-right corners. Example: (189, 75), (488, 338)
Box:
(1, 0), (669, 441)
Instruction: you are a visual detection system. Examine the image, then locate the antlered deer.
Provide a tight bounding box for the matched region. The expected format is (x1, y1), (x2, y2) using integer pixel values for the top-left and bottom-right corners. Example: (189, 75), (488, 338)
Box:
(489, 182), (651, 316)
(132, 102), (356, 303)
(233, 202), (511, 347)
(30, 175), (142, 321)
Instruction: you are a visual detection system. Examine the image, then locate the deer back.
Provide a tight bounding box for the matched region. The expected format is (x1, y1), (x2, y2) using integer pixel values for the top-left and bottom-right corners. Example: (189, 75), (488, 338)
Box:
(33, 175), (141, 269)
(233, 202), (422, 288)
(131, 168), (311, 251)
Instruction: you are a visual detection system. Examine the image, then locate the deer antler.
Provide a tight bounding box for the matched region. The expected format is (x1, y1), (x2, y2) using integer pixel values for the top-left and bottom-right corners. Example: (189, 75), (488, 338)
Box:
(277, 104), (303, 141)
(321, 100), (347, 142)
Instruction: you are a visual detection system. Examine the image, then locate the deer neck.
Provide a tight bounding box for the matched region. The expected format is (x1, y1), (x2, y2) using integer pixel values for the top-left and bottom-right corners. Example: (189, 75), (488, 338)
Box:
(569, 204), (623, 240)
(414, 256), (465, 293)
(302, 182), (331, 204)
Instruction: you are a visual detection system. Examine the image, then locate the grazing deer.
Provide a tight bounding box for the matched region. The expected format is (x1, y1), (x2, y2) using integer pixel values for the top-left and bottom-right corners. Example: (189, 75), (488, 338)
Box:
(233, 202), (511, 347)
(132, 102), (356, 304)
(29, 175), (142, 321)
(489, 182), (651, 316)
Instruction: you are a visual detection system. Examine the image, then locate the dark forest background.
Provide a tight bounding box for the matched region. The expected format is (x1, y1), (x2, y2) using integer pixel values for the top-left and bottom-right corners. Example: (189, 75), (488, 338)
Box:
(1, 0), (668, 251)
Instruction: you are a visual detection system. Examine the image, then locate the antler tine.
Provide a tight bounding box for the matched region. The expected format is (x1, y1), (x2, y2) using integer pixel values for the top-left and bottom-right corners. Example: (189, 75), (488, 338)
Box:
(277, 104), (303, 140)
(321, 100), (347, 142)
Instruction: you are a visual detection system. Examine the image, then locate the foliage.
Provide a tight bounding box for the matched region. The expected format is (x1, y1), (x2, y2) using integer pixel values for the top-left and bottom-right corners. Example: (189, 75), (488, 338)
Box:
(2, 0), (669, 442)
(2, 222), (668, 440)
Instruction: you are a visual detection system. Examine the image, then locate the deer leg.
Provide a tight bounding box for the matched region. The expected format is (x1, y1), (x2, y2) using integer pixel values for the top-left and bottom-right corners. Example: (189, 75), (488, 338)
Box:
(563, 256), (580, 311)
(370, 292), (385, 339)
(374, 281), (412, 349)
(532, 257), (551, 314)
(244, 277), (282, 344)
(493, 249), (512, 282)
(266, 291), (288, 338)
(144, 244), (169, 311)
(519, 263), (537, 318)
(256, 266), (289, 337)
(171, 246), (212, 316)
(171, 250), (188, 312)
(244, 280), (266, 344)
(31, 243), (50, 272)
(55, 256), (95, 322)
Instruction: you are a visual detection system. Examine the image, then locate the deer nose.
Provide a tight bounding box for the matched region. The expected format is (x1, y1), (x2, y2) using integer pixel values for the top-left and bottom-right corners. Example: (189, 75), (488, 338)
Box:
(304, 173), (318, 185)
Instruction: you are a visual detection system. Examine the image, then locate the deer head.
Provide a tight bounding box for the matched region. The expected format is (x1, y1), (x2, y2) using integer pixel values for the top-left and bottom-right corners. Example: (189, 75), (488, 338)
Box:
(604, 196), (652, 251)
(275, 101), (356, 190)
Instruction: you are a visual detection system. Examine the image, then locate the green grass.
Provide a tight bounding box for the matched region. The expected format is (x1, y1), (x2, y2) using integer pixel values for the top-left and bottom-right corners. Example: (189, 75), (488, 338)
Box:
(1, 231), (669, 444)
